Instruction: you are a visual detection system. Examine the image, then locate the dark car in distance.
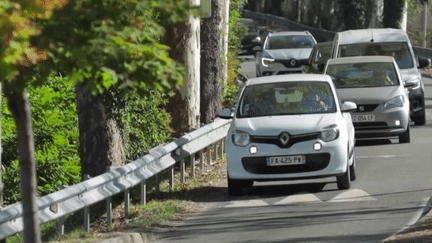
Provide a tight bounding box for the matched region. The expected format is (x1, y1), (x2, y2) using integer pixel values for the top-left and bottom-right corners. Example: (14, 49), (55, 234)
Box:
(238, 18), (261, 54)
(303, 41), (332, 74)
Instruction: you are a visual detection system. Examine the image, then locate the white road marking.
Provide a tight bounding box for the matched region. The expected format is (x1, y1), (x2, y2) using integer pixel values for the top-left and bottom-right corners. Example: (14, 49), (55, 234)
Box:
(327, 189), (377, 203)
(225, 198), (268, 208)
(225, 189), (377, 208)
(274, 193), (322, 205)
(356, 155), (398, 159)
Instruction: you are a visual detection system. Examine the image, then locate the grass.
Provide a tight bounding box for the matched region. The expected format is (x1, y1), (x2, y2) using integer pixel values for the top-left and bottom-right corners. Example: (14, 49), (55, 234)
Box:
(6, 150), (226, 243)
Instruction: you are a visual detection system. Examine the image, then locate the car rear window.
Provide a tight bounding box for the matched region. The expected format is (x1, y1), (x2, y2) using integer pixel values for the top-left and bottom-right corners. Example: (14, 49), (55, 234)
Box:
(338, 42), (414, 69)
(237, 82), (336, 118)
(325, 62), (400, 88)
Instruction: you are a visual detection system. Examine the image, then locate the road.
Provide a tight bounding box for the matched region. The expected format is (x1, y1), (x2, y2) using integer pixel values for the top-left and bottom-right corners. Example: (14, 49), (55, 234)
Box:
(156, 56), (432, 243)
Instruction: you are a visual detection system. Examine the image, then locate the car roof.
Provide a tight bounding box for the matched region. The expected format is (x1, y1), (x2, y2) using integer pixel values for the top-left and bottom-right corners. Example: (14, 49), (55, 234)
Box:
(268, 31), (313, 37)
(326, 56), (396, 65)
(245, 74), (333, 86)
(315, 41), (332, 47)
(336, 28), (409, 45)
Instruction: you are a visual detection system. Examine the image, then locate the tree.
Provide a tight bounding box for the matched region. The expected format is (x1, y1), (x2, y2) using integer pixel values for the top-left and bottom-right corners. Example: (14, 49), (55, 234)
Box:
(383, 0), (406, 28)
(35, 0), (189, 176)
(0, 1), (68, 242)
(164, 0), (201, 136)
(200, 0), (224, 124)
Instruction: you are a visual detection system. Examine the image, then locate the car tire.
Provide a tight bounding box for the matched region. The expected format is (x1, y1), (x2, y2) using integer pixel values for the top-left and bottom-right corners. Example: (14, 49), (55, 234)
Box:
(228, 177), (243, 196)
(414, 114), (426, 126)
(337, 160), (351, 190)
(349, 150), (356, 181)
(399, 125), (411, 143)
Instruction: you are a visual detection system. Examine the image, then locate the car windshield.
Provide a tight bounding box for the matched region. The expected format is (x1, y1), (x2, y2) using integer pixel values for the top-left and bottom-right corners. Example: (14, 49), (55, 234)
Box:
(265, 35), (314, 50)
(338, 42), (414, 69)
(237, 82), (336, 118)
(326, 62), (399, 88)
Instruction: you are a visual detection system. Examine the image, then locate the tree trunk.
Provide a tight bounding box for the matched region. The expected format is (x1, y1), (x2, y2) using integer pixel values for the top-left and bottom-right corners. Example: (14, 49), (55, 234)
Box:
(76, 83), (126, 178)
(6, 86), (40, 243)
(201, 0), (223, 124)
(165, 0), (201, 137)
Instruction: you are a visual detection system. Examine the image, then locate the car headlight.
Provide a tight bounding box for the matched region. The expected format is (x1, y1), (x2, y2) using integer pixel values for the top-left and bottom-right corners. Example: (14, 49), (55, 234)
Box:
(382, 95), (404, 110)
(405, 78), (420, 89)
(262, 57), (275, 67)
(232, 130), (250, 146)
(320, 125), (339, 142)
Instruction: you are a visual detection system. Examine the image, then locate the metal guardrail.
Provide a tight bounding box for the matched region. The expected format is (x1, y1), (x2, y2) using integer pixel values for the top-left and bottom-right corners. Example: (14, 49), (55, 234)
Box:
(243, 10), (432, 60)
(0, 118), (232, 240)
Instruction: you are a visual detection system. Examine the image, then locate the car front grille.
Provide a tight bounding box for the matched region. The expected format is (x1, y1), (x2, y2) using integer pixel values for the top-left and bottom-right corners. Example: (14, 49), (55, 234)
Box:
(241, 153), (330, 174)
(250, 132), (319, 148)
(353, 122), (388, 131)
(275, 59), (305, 68)
(355, 104), (379, 112)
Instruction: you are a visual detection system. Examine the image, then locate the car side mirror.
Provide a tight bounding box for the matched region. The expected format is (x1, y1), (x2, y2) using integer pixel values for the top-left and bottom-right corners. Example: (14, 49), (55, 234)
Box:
(418, 57), (430, 69)
(218, 107), (234, 119)
(341, 101), (357, 113)
(253, 46), (262, 57)
(404, 81), (415, 88)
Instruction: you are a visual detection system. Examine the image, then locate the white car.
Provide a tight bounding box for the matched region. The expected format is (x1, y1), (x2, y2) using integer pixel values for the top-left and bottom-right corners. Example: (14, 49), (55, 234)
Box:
(255, 31), (316, 76)
(324, 56), (411, 143)
(219, 74), (357, 196)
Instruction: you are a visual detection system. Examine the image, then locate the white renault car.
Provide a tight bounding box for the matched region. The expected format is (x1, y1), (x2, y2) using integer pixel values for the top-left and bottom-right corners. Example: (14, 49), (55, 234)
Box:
(255, 31), (316, 76)
(324, 56), (410, 143)
(219, 74), (357, 196)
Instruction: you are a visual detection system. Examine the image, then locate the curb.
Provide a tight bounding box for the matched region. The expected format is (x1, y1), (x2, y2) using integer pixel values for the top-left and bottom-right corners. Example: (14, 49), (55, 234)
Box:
(94, 233), (158, 243)
(383, 196), (432, 242)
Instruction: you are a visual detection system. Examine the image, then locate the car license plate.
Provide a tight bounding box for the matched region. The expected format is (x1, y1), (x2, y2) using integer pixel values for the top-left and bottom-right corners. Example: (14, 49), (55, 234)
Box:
(267, 155), (305, 166)
(352, 114), (375, 122)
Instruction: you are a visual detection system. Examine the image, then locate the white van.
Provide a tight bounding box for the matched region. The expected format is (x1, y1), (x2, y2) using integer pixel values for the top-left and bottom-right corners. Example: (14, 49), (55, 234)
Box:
(330, 28), (429, 125)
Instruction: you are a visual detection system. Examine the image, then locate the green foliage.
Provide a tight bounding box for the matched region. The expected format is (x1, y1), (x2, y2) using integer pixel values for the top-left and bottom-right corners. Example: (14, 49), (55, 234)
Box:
(2, 75), (81, 204)
(35, 0), (188, 98)
(221, 0), (248, 107)
(383, 0), (406, 28)
(122, 90), (173, 160)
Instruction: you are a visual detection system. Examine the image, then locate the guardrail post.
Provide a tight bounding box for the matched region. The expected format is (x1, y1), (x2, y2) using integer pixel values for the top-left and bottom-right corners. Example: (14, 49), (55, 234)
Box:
(200, 150), (204, 170)
(155, 174), (160, 194)
(214, 143), (218, 161)
(57, 216), (65, 236)
(169, 166), (175, 192)
(207, 146), (212, 165)
(180, 159), (185, 183)
(83, 174), (91, 231)
(106, 167), (115, 227)
(140, 180), (146, 205)
(220, 140), (224, 158)
(191, 153), (196, 177)
(124, 188), (130, 218)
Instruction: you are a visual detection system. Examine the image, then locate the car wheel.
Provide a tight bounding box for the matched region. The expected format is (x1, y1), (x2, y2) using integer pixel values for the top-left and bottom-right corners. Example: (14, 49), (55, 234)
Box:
(399, 125), (411, 143)
(228, 177), (244, 196)
(337, 160), (351, 190)
(349, 149), (356, 181)
(414, 114), (426, 126)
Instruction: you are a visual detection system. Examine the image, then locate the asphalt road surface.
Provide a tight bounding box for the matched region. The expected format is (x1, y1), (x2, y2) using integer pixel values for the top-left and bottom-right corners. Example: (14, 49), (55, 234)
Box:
(156, 56), (432, 243)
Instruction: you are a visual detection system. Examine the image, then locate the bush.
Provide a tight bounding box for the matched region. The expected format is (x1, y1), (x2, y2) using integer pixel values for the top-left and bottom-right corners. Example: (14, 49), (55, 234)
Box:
(2, 76), (81, 204)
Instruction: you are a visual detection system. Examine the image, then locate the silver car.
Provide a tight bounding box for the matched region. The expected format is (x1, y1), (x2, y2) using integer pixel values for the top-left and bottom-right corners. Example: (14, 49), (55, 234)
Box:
(255, 31), (316, 77)
(324, 56), (410, 143)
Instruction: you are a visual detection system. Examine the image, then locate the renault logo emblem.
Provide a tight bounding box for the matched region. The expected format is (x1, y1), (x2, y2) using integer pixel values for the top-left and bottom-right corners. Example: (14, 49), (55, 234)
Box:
(290, 59), (296, 66)
(279, 132), (290, 146)
(359, 106), (365, 111)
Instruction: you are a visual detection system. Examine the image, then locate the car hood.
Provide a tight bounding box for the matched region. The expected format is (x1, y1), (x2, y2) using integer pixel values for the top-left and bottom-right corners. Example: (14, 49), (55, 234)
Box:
(336, 86), (402, 104)
(232, 114), (337, 136)
(265, 48), (312, 60)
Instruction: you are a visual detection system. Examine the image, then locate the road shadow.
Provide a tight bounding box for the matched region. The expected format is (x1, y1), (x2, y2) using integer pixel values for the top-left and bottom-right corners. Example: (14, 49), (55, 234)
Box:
(355, 138), (392, 146)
